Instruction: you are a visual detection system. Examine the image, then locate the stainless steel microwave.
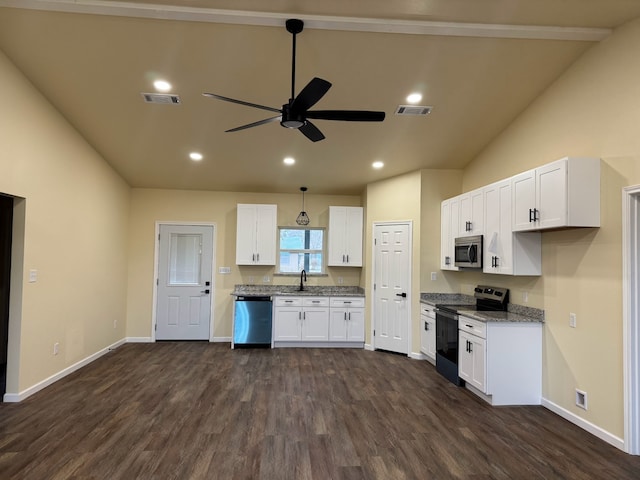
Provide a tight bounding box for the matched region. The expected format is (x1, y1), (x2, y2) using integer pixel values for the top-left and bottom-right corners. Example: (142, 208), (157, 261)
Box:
(454, 235), (483, 268)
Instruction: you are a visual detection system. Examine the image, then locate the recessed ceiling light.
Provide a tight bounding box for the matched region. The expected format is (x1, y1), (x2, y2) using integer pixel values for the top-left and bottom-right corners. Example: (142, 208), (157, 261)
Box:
(154, 80), (172, 92)
(372, 161), (384, 169)
(189, 152), (203, 161)
(406, 93), (422, 104)
(283, 157), (295, 165)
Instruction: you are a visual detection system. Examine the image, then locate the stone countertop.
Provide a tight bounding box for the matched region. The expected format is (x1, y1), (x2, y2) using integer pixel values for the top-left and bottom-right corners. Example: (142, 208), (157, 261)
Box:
(232, 284), (365, 297)
(420, 292), (544, 323)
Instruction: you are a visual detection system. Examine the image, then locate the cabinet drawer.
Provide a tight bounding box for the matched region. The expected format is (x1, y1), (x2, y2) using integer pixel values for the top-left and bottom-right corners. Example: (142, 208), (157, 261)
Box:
(330, 297), (365, 308)
(420, 304), (435, 317)
(459, 316), (486, 339)
(274, 296), (302, 307)
(302, 297), (329, 307)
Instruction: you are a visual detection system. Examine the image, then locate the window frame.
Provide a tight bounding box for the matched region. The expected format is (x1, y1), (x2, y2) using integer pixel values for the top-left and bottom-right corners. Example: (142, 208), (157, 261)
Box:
(276, 226), (326, 275)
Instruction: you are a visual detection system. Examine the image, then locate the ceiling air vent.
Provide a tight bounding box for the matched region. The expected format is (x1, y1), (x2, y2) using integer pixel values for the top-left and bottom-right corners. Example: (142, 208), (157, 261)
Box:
(141, 93), (181, 105)
(395, 105), (432, 116)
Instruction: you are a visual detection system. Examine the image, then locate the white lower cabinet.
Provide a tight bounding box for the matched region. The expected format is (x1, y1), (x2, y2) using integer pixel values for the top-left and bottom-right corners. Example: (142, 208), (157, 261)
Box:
(458, 315), (542, 406)
(274, 297), (329, 342)
(419, 304), (436, 363)
(329, 297), (365, 342)
(274, 296), (365, 346)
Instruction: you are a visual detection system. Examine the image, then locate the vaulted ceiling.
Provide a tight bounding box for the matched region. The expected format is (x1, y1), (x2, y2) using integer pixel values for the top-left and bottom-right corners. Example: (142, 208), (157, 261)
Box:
(1, 1), (639, 194)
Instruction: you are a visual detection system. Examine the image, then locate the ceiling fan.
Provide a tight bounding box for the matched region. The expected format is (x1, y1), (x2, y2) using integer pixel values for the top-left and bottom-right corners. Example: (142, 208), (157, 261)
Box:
(202, 19), (385, 142)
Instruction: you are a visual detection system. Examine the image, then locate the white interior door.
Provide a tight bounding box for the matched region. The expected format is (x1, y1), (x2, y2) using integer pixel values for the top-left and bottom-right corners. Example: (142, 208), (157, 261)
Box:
(156, 224), (213, 340)
(373, 223), (411, 354)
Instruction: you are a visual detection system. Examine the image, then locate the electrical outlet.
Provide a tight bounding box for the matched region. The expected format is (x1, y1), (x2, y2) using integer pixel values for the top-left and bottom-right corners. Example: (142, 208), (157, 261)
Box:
(576, 389), (588, 410)
(263, 276), (270, 283)
(53, 342), (59, 355)
(248, 276), (255, 283)
(431, 272), (437, 281)
(113, 319), (117, 329)
(522, 291), (529, 303)
(337, 277), (344, 284)
(569, 313), (577, 328)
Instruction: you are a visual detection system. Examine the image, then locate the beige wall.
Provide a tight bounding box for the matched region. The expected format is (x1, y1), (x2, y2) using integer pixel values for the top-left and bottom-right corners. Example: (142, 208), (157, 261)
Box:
(126, 189), (362, 339)
(0, 50), (130, 394)
(451, 17), (640, 439)
(365, 171), (422, 353)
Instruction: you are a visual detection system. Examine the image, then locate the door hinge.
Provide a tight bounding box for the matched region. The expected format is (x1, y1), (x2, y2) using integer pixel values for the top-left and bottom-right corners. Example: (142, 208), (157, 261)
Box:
(156, 278), (159, 286)
(373, 329), (376, 336)
(374, 238), (377, 245)
(158, 233), (160, 241)
(155, 324), (157, 331)
(374, 283), (376, 290)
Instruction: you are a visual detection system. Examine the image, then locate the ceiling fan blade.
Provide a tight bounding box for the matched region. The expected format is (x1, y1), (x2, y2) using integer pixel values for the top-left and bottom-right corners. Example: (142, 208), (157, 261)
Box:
(306, 110), (386, 122)
(226, 116), (282, 133)
(299, 121), (325, 142)
(202, 93), (281, 114)
(290, 77), (332, 112)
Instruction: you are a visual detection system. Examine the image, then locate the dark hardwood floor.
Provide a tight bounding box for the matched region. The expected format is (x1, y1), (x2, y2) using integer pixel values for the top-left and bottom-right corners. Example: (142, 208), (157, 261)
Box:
(0, 343), (638, 479)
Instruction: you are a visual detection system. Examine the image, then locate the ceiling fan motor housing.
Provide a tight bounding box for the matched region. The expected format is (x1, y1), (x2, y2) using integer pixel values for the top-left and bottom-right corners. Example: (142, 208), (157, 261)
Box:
(281, 103), (306, 129)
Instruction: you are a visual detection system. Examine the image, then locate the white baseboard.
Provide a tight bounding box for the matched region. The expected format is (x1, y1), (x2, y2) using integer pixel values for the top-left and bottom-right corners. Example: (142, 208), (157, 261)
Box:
(364, 343), (374, 351)
(213, 336), (231, 343)
(409, 351), (426, 360)
(541, 397), (625, 451)
(3, 338), (127, 403)
(125, 336), (153, 343)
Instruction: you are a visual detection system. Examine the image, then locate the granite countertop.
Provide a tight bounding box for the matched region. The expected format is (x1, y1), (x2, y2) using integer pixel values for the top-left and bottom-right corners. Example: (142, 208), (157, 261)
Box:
(232, 284), (365, 297)
(420, 292), (544, 323)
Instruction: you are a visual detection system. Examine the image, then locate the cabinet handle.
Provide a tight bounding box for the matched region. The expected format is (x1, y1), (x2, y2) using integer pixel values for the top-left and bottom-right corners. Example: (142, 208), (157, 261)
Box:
(424, 321), (429, 331)
(342, 254), (346, 263)
(445, 256), (450, 265)
(533, 208), (539, 222)
(303, 312), (306, 320)
(529, 208), (533, 223)
(256, 253), (260, 262)
(344, 301), (352, 304)
(348, 312), (351, 320)
(469, 341), (473, 353)
(346, 254), (349, 263)
(344, 312), (347, 320)
(252, 253), (255, 262)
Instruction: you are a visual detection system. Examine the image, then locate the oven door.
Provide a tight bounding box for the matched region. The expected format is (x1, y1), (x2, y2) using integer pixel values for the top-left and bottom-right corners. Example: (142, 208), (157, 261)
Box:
(435, 308), (464, 385)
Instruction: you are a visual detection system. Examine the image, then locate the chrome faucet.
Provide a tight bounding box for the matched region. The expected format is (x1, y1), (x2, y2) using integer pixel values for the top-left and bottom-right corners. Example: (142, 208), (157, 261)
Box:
(299, 269), (307, 291)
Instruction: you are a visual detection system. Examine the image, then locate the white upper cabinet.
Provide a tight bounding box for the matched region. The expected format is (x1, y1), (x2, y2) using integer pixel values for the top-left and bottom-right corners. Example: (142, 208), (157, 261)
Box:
(328, 206), (363, 267)
(236, 204), (277, 265)
(458, 188), (484, 237)
(440, 198), (460, 270)
(512, 157), (600, 232)
(483, 179), (541, 276)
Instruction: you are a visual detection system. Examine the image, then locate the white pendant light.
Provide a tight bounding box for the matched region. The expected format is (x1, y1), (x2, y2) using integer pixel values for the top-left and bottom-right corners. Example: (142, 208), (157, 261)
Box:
(296, 186), (310, 225)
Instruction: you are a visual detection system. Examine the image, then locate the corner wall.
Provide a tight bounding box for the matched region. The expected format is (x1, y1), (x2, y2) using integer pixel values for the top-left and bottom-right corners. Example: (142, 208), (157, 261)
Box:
(458, 17), (640, 441)
(0, 50), (130, 396)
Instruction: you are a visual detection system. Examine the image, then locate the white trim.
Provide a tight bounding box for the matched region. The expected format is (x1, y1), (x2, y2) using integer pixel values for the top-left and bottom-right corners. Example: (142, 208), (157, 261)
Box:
(623, 185), (640, 455)
(126, 336), (153, 343)
(3, 338), (126, 403)
(364, 343), (374, 351)
(213, 336), (232, 343)
(408, 351), (426, 360)
(541, 397), (624, 451)
(0, 0), (611, 41)
(152, 222), (217, 342)
(371, 221), (413, 357)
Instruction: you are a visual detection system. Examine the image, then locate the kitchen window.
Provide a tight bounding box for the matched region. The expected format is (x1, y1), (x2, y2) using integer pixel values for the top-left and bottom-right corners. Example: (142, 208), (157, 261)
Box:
(277, 227), (325, 274)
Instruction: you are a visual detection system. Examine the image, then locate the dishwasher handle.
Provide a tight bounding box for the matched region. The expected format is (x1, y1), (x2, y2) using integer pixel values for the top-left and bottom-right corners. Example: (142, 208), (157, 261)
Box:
(235, 295), (272, 302)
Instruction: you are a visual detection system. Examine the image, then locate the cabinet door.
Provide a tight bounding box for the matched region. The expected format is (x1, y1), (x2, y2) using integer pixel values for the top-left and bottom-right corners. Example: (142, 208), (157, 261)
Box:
(344, 207), (363, 266)
(459, 331), (486, 392)
(255, 204), (277, 265)
(425, 317), (436, 359)
(459, 188), (484, 236)
(512, 170), (536, 232)
(346, 308), (365, 341)
(440, 199), (459, 270)
(328, 206), (363, 266)
(236, 204), (258, 265)
(274, 307), (301, 341)
(484, 180), (512, 274)
(301, 308), (329, 341)
(536, 159), (567, 229)
(329, 308), (348, 341)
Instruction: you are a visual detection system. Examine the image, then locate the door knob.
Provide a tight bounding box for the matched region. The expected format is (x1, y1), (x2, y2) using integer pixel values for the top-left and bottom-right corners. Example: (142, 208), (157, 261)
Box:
(395, 292), (407, 298)
(200, 289), (210, 294)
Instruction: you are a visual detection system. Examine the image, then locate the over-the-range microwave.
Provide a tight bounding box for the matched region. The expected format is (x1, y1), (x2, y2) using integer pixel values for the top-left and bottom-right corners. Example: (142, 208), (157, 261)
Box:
(454, 235), (483, 268)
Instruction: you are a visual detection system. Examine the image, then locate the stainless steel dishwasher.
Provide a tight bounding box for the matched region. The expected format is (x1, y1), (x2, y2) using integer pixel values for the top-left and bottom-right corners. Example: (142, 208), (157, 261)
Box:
(233, 296), (273, 347)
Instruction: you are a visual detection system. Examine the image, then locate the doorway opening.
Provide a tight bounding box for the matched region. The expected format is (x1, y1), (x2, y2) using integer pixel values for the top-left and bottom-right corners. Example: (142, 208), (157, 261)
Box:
(0, 194), (13, 396)
(623, 185), (640, 455)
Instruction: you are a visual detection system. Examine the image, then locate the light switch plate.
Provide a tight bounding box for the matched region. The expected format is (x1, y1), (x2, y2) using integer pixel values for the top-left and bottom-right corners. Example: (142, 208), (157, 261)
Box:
(218, 267), (231, 274)
(29, 269), (37, 283)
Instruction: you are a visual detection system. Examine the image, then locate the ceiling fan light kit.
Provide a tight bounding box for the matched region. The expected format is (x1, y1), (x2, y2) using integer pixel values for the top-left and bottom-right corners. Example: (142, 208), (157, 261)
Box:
(203, 19), (385, 142)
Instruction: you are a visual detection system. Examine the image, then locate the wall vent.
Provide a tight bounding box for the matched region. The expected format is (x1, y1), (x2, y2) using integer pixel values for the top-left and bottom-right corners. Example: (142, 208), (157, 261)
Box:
(141, 93), (181, 104)
(395, 105), (432, 116)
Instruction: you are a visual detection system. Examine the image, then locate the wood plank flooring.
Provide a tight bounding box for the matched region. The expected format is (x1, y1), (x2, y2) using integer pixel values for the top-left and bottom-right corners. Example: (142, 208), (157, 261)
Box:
(0, 343), (639, 479)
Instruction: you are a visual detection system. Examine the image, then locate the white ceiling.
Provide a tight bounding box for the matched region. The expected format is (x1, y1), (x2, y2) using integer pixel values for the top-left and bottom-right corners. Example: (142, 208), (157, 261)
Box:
(1, 1), (639, 195)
